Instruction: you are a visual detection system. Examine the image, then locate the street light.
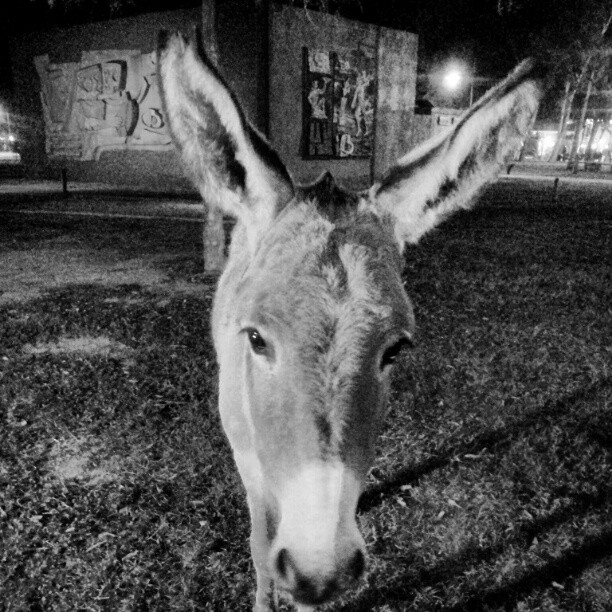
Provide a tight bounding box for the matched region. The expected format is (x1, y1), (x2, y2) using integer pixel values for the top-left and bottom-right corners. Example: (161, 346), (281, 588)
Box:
(443, 67), (463, 92)
(442, 64), (474, 107)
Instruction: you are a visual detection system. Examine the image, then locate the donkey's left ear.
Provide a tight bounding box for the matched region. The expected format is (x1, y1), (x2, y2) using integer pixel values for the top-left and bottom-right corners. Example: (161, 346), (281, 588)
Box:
(371, 59), (543, 246)
(157, 30), (294, 233)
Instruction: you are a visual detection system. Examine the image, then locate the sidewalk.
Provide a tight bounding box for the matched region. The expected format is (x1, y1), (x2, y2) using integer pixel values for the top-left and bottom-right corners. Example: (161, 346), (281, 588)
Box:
(505, 160), (612, 183)
(1, 160), (611, 219)
(0, 178), (198, 197)
(0, 179), (205, 221)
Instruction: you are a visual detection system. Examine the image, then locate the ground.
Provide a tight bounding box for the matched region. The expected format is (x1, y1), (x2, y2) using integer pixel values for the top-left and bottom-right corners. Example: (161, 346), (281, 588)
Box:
(0, 176), (610, 611)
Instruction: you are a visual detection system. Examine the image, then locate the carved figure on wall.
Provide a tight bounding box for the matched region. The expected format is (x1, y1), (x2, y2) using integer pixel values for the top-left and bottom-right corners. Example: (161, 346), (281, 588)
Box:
(338, 132), (354, 157)
(35, 49), (172, 161)
(308, 51), (331, 74)
(34, 58), (75, 128)
(98, 61), (131, 137)
(308, 78), (329, 120)
(352, 70), (374, 137)
(46, 67), (76, 126)
(35, 56), (81, 157)
(128, 52), (169, 146)
(303, 46), (376, 159)
(338, 80), (351, 125)
(75, 65), (105, 131)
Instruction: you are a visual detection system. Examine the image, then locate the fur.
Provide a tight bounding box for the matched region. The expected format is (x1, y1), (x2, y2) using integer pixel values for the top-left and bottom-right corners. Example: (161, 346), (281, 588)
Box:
(158, 31), (542, 610)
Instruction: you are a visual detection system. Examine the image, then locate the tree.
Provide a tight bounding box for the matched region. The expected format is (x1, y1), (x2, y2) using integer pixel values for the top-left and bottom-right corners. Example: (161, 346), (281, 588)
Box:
(565, 47), (611, 170)
(498, 0), (612, 166)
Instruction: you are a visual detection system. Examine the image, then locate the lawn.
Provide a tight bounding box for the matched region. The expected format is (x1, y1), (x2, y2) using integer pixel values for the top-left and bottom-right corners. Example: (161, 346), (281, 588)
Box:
(1, 178), (610, 611)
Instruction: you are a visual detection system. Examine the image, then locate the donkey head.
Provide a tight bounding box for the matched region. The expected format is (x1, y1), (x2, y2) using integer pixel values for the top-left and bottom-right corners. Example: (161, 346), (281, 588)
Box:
(158, 31), (541, 610)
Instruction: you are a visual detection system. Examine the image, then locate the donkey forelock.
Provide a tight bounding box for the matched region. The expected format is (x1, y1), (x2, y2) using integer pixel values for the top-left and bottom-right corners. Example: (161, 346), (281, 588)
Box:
(158, 29), (542, 610)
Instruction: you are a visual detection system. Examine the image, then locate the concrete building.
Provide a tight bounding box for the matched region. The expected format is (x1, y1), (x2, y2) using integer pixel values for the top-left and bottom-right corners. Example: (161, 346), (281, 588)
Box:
(9, 2), (417, 191)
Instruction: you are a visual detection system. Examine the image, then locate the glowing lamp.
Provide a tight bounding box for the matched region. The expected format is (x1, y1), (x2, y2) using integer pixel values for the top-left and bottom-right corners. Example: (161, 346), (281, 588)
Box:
(443, 68), (463, 91)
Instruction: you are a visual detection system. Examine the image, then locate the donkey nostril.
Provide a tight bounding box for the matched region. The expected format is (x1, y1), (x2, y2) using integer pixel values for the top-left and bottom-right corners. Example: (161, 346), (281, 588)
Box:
(348, 549), (366, 581)
(273, 548), (336, 604)
(275, 548), (292, 582)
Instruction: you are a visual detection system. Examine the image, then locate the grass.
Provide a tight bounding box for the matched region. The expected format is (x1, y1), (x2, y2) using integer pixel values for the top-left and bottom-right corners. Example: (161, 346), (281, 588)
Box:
(0, 178), (610, 611)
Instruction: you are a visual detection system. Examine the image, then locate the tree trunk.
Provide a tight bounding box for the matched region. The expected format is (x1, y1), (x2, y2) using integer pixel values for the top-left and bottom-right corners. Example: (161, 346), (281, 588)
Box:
(201, 0), (226, 273)
(548, 80), (573, 162)
(549, 8), (612, 163)
(567, 72), (594, 173)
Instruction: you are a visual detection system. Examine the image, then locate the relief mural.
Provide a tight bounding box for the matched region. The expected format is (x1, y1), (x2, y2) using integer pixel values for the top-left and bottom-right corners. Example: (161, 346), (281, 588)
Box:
(35, 50), (172, 161)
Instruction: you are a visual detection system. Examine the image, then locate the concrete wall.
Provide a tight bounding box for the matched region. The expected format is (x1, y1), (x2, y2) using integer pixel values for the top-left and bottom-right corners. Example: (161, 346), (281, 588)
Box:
(9, 4), (267, 189)
(269, 4), (417, 189)
(217, 1), (269, 135)
(269, 5), (375, 187)
(10, 9), (196, 187)
(374, 27), (418, 179)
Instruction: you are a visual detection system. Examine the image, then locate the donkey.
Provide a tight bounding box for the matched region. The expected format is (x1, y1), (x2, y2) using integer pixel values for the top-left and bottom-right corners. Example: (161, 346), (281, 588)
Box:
(157, 31), (542, 611)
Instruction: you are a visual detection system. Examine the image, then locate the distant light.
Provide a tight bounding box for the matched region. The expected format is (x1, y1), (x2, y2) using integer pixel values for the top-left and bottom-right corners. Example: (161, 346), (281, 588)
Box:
(8, 135), (16, 142)
(443, 68), (463, 91)
(539, 133), (556, 157)
(541, 134), (555, 151)
(595, 129), (610, 153)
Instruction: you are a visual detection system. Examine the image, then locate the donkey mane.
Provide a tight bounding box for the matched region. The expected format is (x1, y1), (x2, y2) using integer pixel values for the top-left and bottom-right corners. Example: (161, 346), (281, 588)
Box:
(297, 171), (360, 222)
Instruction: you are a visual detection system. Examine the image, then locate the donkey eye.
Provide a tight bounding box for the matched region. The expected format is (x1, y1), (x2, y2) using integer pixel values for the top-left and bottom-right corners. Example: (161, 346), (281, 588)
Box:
(380, 334), (413, 370)
(245, 328), (268, 355)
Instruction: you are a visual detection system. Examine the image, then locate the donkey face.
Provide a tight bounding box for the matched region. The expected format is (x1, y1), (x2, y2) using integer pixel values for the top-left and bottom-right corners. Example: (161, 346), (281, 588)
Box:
(214, 195), (413, 606)
(158, 31), (541, 610)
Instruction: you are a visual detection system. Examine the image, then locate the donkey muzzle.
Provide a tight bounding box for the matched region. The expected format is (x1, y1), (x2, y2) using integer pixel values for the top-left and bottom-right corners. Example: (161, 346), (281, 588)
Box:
(273, 544), (365, 605)
(269, 461), (366, 604)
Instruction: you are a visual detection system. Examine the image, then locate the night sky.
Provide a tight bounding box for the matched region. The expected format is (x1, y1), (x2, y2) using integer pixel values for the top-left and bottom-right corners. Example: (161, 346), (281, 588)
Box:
(0, 0), (599, 117)
(0, 0), (542, 80)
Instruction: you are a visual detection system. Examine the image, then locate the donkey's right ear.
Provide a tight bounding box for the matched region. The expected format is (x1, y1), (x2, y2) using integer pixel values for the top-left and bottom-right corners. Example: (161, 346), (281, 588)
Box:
(157, 31), (294, 231)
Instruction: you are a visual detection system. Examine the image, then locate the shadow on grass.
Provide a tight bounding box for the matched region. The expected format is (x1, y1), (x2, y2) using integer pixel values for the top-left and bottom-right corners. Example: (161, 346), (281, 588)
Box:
(342, 484), (612, 611)
(341, 378), (612, 610)
(358, 376), (612, 513)
(441, 527), (612, 612)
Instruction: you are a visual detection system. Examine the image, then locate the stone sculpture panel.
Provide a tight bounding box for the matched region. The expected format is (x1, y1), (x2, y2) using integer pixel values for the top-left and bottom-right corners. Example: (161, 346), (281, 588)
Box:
(35, 49), (172, 161)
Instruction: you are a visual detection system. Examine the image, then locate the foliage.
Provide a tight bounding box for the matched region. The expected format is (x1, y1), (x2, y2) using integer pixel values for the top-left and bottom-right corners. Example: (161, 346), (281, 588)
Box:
(9, 0), (199, 27)
(498, 0), (612, 163)
(41, 0), (133, 13)
(497, 0), (611, 95)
